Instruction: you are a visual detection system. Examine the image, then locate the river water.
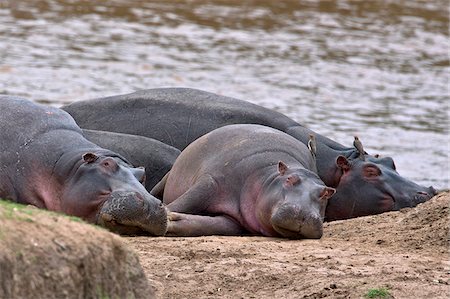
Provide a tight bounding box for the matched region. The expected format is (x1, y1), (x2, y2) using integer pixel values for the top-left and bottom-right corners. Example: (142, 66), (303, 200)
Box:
(0, 0), (448, 189)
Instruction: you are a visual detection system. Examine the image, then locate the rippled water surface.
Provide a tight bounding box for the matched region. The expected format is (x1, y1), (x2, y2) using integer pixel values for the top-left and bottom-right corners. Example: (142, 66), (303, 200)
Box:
(0, 0), (448, 189)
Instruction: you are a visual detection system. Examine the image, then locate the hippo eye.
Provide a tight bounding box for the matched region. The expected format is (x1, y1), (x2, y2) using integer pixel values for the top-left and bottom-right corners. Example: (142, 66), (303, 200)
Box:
(101, 159), (118, 172)
(363, 165), (381, 178)
(284, 174), (301, 188)
(99, 190), (111, 196)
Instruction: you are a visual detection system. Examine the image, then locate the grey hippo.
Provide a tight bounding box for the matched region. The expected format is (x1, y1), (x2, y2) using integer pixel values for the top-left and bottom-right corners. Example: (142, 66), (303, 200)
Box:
(152, 124), (336, 239)
(62, 88), (437, 221)
(0, 96), (167, 235)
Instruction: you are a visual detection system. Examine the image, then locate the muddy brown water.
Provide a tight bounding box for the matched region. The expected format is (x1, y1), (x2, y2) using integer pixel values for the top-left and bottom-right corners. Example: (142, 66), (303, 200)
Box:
(0, 0), (448, 189)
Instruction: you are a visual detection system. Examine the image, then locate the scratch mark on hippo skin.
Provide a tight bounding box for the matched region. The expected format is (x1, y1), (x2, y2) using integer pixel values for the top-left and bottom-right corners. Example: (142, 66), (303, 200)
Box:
(163, 127), (175, 147)
(19, 138), (33, 149)
(185, 115), (192, 147)
(349, 196), (357, 219)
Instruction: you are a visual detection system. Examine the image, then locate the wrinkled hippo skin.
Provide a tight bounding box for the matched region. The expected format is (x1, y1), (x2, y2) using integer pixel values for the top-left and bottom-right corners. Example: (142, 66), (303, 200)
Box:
(62, 88), (437, 220)
(152, 124), (335, 239)
(0, 96), (167, 235)
(82, 129), (180, 191)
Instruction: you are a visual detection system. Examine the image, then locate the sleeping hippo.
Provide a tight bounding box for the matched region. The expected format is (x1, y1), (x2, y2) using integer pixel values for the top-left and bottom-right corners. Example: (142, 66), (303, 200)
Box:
(62, 88), (437, 220)
(0, 96), (167, 235)
(151, 124), (336, 239)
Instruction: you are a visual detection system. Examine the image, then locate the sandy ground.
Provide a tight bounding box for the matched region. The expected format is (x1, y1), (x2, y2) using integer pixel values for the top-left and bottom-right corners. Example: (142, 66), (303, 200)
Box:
(126, 191), (450, 299)
(1, 192), (448, 298)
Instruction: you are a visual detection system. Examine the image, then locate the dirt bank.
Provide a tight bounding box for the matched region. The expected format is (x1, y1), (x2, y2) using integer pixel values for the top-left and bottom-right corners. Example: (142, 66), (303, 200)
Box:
(0, 201), (154, 299)
(126, 191), (450, 299)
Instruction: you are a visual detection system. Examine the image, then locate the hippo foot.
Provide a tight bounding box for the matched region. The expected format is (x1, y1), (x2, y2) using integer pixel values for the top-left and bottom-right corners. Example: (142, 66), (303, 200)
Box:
(166, 212), (244, 237)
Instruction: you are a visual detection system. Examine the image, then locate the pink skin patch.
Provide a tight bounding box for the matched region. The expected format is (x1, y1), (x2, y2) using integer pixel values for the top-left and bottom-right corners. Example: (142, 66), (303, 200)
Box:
(379, 195), (395, 212)
(28, 165), (62, 211)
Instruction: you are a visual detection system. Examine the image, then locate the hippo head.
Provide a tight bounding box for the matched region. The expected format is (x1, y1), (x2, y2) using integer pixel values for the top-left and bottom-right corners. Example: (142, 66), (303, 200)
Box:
(325, 155), (437, 221)
(260, 161), (336, 239)
(61, 152), (167, 235)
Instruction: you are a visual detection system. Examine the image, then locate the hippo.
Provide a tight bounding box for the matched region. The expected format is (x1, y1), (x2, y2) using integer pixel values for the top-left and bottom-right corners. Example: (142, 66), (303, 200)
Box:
(82, 129), (180, 191)
(0, 96), (167, 235)
(152, 124), (335, 238)
(62, 87), (437, 220)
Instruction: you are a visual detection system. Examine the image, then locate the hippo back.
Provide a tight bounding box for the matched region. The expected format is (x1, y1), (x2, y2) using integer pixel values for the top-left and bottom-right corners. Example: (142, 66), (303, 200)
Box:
(0, 96), (82, 147)
(0, 97), (88, 202)
(163, 124), (316, 203)
(62, 88), (305, 150)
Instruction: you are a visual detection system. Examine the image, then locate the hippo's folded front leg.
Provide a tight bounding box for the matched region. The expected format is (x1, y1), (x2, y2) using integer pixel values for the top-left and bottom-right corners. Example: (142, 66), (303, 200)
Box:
(165, 174), (219, 214)
(164, 174), (246, 236)
(166, 212), (244, 237)
(150, 172), (169, 199)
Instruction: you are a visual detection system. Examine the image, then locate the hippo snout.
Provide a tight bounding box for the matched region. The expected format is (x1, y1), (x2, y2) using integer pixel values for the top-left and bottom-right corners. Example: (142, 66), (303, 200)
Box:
(428, 186), (438, 196)
(97, 191), (167, 236)
(413, 186), (436, 205)
(270, 204), (323, 239)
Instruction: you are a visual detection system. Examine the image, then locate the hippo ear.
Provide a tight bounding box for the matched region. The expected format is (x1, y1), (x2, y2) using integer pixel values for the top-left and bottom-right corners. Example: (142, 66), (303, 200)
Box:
(83, 152), (98, 164)
(278, 161), (288, 175)
(133, 166), (146, 184)
(336, 156), (350, 171)
(284, 174), (301, 188)
(374, 154), (380, 158)
(319, 187), (336, 201)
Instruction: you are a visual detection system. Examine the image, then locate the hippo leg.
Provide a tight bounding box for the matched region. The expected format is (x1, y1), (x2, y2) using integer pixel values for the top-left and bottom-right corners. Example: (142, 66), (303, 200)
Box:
(164, 175), (245, 236)
(150, 172), (169, 200)
(167, 212), (244, 237)
(166, 175), (219, 213)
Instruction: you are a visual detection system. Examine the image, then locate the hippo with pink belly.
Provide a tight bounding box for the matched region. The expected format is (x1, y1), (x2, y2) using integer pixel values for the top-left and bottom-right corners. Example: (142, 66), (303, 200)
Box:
(0, 96), (167, 235)
(152, 124), (335, 239)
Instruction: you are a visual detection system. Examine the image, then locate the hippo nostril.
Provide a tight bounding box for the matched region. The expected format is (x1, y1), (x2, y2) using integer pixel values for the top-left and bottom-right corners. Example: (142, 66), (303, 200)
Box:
(428, 186), (437, 195)
(134, 192), (145, 202)
(412, 190), (433, 205)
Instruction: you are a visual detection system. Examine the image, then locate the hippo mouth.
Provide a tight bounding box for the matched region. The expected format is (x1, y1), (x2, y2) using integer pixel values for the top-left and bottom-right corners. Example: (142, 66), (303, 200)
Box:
(391, 187), (437, 210)
(272, 224), (323, 240)
(99, 212), (167, 236)
(271, 212), (324, 240)
(379, 194), (395, 212)
(97, 191), (168, 236)
(412, 190), (435, 205)
(411, 192), (432, 207)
